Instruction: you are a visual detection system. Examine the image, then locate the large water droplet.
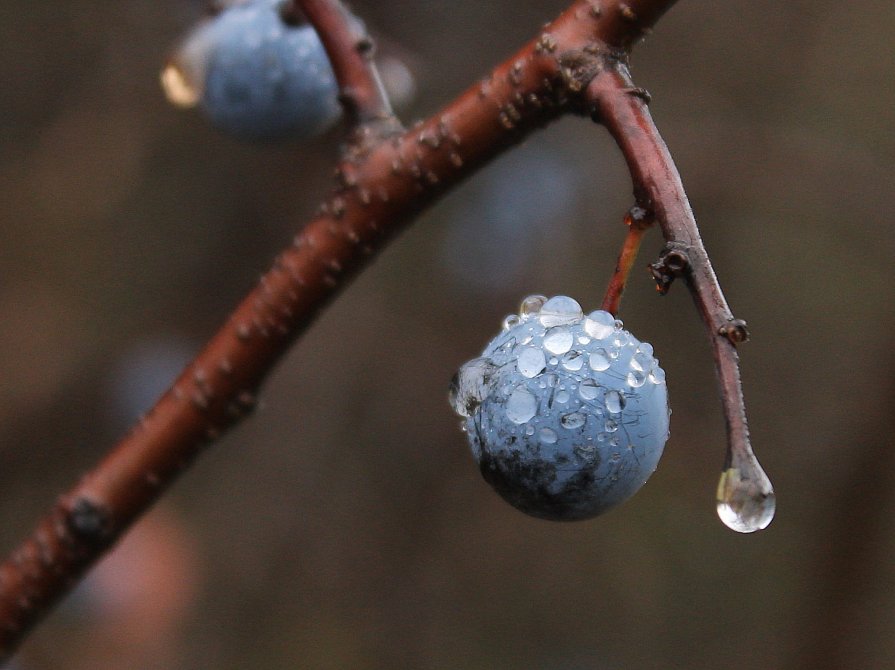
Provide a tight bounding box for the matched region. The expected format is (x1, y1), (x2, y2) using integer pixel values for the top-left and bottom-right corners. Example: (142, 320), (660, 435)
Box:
(561, 412), (586, 429)
(579, 379), (600, 400)
(716, 458), (776, 533)
(583, 310), (614, 340)
(519, 294), (548, 320)
(506, 387), (537, 424)
(543, 327), (573, 355)
(589, 349), (610, 372)
(539, 427), (558, 444)
(449, 358), (495, 417)
(605, 390), (624, 414)
(538, 296), (583, 327)
(517, 347), (546, 378)
(560, 350), (584, 371)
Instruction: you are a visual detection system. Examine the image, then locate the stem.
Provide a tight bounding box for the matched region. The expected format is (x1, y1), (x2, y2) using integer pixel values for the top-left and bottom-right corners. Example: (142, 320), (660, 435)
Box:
(601, 206), (652, 315)
(295, 0), (395, 129)
(587, 61), (755, 486)
(0, 0), (681, 659)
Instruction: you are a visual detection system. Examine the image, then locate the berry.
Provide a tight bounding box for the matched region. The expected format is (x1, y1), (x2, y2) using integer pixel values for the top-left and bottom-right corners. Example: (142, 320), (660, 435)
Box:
(450, 295), (670, 521)
(162, 0), (341, 141)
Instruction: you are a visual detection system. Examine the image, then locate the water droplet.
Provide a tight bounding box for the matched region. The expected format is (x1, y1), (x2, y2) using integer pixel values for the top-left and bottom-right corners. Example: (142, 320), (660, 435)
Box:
(525, 425), (535, 436)
(579, 379), (600, 400)
(577, 335), (591, 345)
(161, 60), (202, 108)
(716, 460), (776, 533)
(502, 314), (520, 331)
(561, 412), (586, 429)
(638, 342), (654, 357)
(549, 357), (558, 365)
(538, 296), (583, 327)
(519, 294), (548, 320)
(612, 332), (630, 348)
(604, 418), (619, 433)
(539, 427), (558, 444)
(605, 390), (624, 414)
(649, 367), (666, 384)
(544, 327), (573, 355)
(555, 390), (570, 404)
(517, 347), (546, 378)
(449, 358), (495, 417)
(583, 310), (614, 339)
(561, 350), (584, 371)
(630, 351), (652, 372)
(589, 349), (610, 372)
(626, 371), (646, 387)
(506, 387), (537, 424)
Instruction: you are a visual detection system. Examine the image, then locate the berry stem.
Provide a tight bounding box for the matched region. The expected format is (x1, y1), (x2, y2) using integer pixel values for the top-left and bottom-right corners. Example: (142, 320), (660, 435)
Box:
(601, 207), (653, 316)
(294, 0), (397, 132)
(587, 62), (758, 494)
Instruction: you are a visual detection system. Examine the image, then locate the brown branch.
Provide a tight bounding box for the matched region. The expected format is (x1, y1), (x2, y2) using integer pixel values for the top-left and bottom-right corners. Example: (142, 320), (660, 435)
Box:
(601, 205), (653, 315)
(294, 0), (396, 132)
(0, 0), (683, 659)
(586, 61), (769, 516)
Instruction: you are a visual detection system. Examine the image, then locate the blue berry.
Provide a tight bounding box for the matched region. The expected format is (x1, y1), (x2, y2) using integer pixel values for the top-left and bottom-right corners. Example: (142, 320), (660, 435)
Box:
(162, 0), (340, 141)
(450, 295), (670, 521)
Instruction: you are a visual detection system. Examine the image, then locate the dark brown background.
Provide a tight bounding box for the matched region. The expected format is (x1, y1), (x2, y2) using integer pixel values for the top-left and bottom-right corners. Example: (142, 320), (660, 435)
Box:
(1, 1), (893, 667)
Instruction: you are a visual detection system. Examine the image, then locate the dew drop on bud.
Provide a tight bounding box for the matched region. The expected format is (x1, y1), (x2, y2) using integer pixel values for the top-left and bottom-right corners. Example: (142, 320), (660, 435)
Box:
(716, 456), (776, 533)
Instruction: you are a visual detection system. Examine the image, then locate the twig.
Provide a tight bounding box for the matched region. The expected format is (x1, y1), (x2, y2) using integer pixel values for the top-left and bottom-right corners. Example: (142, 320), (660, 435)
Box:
(587, 60), (767, 520)
(294, 0), (396, 133)
(0, 0), (684, 658)
(601, 205), (653, 315)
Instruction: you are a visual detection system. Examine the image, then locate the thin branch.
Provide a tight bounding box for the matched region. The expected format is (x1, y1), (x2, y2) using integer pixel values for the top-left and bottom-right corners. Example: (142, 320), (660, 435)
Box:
(295, 0), (395, 131)
(587, 61), (757, 494)
(0, 0), (681, 658)
(601, 205), (653, 315)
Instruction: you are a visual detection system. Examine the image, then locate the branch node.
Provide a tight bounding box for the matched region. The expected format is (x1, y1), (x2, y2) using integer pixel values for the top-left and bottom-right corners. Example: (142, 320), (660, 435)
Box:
(718, 318), (750, 345)
(649, 241), (690, 294)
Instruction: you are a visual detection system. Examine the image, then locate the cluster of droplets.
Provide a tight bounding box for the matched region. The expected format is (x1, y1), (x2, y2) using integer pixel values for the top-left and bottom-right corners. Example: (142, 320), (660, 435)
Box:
(450, 295), (670, 521)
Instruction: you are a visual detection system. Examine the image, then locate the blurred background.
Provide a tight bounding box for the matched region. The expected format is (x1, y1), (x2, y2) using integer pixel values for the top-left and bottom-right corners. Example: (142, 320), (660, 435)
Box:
(1, 0), (894, 667)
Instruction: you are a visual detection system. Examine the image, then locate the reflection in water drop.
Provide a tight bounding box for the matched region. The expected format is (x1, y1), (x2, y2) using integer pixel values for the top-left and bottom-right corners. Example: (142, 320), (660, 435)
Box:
(517, 347), (546, 378)
(583, 310), (614, 340)
(589, 349), (610, 372)
(505, 387), (537, 424)
(716, 459), (776, 533)
(538, 296), (583, 327)
(519, 294), (548, 319)
(543, 327), (573, 355)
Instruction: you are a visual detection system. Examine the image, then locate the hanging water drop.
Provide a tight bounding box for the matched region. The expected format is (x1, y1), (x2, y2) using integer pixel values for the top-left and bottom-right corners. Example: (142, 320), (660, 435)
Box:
(449, 357), (495, 418)
(716, 454), (776, 533)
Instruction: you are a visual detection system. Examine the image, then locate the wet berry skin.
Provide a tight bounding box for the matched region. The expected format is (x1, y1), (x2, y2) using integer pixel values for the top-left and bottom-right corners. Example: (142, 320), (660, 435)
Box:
(450, 296), (670, 521)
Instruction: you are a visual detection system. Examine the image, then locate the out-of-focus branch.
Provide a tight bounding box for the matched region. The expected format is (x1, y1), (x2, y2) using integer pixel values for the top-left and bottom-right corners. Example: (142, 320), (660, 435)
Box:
(0, 0), (684, 659)
(294, 0), (396, 134)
